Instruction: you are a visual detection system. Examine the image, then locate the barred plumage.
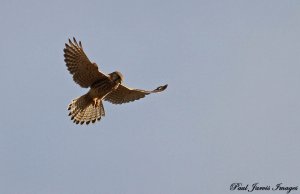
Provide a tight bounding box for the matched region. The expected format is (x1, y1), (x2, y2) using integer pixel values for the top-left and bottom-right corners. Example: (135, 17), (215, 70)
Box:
(64, 38), (167, 125)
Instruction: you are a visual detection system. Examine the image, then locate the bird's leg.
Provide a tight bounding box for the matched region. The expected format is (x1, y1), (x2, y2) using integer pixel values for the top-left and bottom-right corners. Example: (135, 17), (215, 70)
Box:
(93, 98), (100, 107)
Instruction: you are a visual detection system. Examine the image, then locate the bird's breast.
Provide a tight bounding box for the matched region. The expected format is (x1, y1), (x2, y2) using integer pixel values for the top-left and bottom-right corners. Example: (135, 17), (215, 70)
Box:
(89, 79), (117, 99)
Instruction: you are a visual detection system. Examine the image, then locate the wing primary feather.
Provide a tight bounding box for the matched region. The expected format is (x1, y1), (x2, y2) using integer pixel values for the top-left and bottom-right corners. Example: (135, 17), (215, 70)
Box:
(73, 37), (77, 44)
(64, 38), (108, 88)
(104, 84), (167, 104)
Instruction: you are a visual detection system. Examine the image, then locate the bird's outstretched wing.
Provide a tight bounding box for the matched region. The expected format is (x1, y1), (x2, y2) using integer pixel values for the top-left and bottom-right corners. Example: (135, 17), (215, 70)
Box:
(64, 38), (106, 88)
(104, 84), (168, 104)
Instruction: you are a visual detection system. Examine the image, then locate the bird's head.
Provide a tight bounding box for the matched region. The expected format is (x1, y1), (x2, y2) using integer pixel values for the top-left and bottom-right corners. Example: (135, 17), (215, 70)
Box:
(109, 71), (124, 84)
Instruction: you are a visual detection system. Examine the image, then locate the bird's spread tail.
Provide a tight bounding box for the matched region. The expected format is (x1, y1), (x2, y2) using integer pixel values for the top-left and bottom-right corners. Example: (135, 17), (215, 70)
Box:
(68, 93), (105, 125)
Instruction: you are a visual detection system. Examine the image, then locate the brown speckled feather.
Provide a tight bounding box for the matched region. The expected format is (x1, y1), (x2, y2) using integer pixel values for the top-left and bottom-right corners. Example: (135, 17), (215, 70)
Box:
(104, 84), (168, 104)
(64, 37), (106, 88)
(64, 38), (167, 125)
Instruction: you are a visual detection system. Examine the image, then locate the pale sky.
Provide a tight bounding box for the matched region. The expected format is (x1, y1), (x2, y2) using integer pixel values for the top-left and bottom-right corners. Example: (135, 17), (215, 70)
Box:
(1, 1), (300, 194)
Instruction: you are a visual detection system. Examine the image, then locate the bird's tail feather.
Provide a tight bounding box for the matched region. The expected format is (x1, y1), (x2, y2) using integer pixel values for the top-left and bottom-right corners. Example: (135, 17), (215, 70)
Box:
(68, 93), (105, 125)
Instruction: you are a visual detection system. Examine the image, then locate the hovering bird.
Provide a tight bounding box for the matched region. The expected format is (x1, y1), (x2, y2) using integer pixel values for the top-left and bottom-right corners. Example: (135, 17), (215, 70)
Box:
(64, 38), (168, 125)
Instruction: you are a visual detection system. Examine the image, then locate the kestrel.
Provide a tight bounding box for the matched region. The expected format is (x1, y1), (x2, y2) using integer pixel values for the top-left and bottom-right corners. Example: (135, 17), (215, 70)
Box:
(64, 38), (168, 125)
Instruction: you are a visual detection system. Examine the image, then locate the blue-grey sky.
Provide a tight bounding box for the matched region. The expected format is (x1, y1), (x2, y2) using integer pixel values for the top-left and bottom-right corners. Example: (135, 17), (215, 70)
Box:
(1, 1), (300, 194)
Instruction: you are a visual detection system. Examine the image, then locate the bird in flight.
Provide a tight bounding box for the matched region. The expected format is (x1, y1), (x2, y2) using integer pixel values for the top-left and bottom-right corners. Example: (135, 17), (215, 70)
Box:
(64, 38), (168, 125)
